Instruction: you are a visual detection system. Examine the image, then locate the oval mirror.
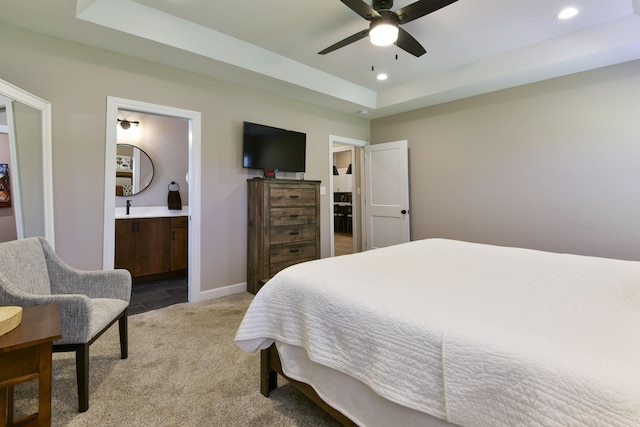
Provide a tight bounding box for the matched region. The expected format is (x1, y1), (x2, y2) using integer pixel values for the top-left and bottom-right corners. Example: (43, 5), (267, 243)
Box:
(115, 144), (154, 196)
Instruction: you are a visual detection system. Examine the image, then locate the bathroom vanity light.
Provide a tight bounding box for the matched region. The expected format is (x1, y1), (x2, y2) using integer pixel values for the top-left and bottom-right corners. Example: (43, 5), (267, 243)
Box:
(118, 119), (140, 129)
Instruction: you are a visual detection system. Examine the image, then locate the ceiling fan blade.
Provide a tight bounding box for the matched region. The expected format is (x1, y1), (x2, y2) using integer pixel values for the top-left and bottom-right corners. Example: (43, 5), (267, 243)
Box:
(318, 29), (370, 55)
(395, 0), (458, 24)
(395, 27), (427, 57)
(340, 0), (380, 21)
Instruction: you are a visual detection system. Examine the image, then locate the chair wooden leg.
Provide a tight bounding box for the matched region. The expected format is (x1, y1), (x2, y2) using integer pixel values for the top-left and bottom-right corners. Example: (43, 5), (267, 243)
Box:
(76, 344), (90, 413)
(119, 312), (128, 359)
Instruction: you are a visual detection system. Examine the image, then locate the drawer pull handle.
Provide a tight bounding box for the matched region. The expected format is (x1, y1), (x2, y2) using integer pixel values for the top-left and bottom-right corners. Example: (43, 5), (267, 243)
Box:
(289, 249), (300, 253)
(289, 214), (299, 218)
(289, 195), (299, 199)
(289, 232), (300, 235)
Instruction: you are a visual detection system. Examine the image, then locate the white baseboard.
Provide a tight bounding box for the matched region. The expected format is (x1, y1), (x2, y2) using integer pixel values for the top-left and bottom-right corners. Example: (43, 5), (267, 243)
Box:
(196, 281), (247, 302)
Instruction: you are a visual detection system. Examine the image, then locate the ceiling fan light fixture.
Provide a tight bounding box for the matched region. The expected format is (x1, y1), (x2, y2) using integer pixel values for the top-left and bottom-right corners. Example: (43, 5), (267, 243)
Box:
(369, 22), (398, 46)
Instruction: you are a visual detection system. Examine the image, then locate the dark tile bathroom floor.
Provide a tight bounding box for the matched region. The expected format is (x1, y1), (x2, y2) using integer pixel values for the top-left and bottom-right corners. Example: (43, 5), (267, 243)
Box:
(128, 276), (188, 315)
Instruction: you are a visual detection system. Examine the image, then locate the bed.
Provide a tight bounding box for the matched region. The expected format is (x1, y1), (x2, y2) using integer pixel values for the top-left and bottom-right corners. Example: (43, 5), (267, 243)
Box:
(234, 238), (640, 426)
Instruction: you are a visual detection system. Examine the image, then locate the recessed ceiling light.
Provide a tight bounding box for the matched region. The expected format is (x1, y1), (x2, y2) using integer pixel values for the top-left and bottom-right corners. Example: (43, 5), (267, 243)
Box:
(376, 73), (388, 81)
(557, 7), (579, 20)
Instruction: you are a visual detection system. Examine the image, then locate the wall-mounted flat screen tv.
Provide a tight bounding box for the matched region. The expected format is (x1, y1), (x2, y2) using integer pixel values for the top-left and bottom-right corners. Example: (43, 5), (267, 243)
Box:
(242, 121), (306, 172)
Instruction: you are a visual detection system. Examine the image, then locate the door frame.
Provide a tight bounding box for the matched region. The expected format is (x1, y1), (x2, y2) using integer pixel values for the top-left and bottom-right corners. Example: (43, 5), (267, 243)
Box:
(0, 82), (55, 247)
(0, 96), (21, 240)
(328, 135), (368, 256)
(103, 97), (202, 302)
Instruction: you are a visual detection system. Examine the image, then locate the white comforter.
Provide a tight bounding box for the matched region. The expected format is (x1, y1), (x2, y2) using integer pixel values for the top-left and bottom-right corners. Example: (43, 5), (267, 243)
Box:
(234, 239), (640, 426)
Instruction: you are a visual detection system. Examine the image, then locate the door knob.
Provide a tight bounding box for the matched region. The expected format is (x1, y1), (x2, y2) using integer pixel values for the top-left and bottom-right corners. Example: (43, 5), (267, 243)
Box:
(401, 209), (407, 215)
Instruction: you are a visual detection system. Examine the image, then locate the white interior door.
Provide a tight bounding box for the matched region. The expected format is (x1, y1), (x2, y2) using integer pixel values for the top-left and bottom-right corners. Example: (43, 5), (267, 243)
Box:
(364, 140), (410, 250)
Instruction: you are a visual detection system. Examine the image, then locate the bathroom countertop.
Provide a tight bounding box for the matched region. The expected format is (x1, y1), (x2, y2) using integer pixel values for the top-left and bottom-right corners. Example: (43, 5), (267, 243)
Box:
(115, 206), (189, 219)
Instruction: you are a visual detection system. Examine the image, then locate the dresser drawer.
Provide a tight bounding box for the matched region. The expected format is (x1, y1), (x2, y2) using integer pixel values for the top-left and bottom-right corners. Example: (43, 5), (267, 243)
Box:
(270, 207), (316, 226)
(270, 224), (316, 245)
(270, 242), (317, 264)
(270, 257), (316, 277)
(270, 187), (316, 207)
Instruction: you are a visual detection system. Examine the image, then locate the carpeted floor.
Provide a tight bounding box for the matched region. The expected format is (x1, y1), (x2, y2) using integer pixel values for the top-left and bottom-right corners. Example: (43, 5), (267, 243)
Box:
(12, 293), (341, 426)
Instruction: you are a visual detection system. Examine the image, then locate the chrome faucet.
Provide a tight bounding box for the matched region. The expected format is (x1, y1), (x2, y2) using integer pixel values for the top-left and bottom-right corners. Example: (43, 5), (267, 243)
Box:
(126, 200), (131, 215)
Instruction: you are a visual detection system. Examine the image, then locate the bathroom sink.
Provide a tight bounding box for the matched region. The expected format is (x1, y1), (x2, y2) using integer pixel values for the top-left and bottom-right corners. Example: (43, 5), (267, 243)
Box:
(115, 205), (189, 219)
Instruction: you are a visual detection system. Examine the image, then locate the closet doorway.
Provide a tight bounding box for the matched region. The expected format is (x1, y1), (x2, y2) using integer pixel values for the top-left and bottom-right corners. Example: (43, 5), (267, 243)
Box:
(329, 135), (367, 257)
(103, 97), (202, 302)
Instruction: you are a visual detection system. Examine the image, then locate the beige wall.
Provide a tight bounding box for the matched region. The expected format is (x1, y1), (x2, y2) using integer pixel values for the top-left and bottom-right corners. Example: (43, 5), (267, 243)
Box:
(4, 18), (637, 289)
(0, 23), (369, 292)
(334, 150), (351, 169)
(372, 60), (640, 261)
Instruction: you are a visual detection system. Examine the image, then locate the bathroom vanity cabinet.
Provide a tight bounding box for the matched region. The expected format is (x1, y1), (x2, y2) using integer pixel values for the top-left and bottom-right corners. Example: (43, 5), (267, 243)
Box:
(115, 216), (188, 283)
(170, 216), (188, 271)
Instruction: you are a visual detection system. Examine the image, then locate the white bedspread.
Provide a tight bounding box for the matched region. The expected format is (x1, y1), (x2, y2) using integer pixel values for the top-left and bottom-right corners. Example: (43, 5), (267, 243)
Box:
(234, 239), (640, 426)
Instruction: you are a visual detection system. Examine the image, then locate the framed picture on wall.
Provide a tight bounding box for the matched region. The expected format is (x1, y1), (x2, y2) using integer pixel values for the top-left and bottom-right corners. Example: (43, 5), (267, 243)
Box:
(116, 155), (132, 170)
(0, 163), (11, 208)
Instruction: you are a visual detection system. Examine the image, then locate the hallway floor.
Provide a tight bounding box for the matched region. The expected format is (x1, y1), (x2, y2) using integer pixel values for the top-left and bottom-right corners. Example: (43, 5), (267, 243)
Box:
(334, 232), (354, 256)
(128, 276), (188, 315)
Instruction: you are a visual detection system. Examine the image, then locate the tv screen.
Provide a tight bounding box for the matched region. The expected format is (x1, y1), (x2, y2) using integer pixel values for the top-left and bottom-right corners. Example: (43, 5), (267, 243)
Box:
(242, 121), (306, 172)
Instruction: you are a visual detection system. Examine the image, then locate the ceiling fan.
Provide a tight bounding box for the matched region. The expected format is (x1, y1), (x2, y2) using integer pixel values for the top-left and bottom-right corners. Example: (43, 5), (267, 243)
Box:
(319, 0), (458, 57)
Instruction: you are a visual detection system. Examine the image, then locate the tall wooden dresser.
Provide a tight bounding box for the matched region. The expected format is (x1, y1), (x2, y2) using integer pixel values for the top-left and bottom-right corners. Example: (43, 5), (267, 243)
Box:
(247, 179), (321, 294)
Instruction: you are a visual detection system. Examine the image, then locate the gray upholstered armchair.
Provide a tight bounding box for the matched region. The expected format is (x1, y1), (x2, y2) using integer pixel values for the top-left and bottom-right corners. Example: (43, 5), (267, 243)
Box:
(0, 237), (131, 412)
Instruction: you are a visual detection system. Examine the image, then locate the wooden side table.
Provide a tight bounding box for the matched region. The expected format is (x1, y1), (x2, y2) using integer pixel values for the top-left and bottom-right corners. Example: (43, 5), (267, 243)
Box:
(0, 304), (62, 427)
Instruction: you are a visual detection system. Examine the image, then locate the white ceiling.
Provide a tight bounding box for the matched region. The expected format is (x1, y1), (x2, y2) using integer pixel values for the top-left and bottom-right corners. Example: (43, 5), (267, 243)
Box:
(1, 0), (639, 119)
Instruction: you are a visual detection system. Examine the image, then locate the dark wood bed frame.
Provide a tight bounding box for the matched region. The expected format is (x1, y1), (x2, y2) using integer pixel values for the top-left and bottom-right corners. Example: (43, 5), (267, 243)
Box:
(261, 343), (358, 426)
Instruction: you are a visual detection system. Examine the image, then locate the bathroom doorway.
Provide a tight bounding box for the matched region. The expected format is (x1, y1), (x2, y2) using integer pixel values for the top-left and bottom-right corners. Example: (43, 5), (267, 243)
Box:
(103, 97), (202, 302)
